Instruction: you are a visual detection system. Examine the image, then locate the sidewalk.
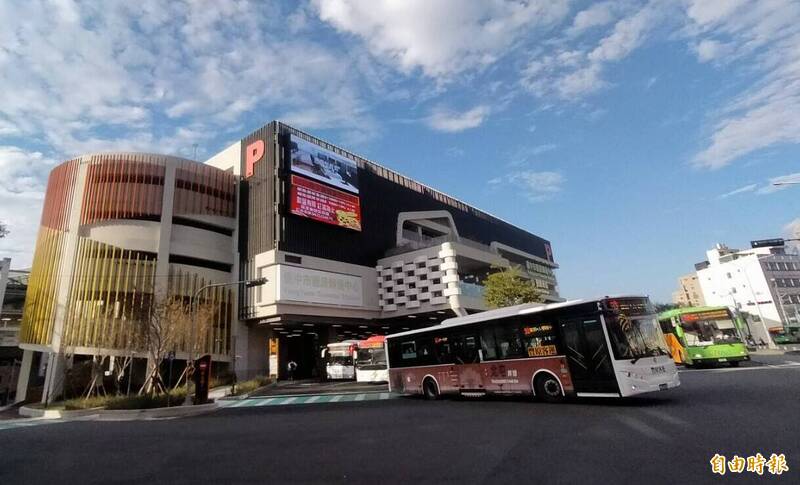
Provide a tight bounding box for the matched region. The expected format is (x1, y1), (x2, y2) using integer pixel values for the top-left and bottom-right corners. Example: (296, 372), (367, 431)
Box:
(247, 379), (388, 398)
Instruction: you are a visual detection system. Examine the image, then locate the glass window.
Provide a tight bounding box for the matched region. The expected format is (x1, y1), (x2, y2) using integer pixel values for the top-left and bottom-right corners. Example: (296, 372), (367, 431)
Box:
(494, 322), (525, 359)
(401, 341), (416, 359)
(451, 332), (479, 364)
(605, 314), (670, 360)
(521, 322), (558, 357)
(480, 326), (498, 360)
(434, 335), (454, 364)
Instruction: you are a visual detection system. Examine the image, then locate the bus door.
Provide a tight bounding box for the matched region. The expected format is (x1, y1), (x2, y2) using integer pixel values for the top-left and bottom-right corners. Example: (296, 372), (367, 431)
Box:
(559, 317), (618, 394)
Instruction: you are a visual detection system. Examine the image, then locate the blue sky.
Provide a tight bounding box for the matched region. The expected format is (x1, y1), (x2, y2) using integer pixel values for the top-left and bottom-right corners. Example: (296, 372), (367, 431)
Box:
(0, 0), (799, 302)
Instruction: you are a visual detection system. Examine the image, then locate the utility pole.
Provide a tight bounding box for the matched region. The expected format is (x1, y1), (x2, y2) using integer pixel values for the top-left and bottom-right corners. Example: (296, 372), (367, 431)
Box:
(184, 277), (267, 405)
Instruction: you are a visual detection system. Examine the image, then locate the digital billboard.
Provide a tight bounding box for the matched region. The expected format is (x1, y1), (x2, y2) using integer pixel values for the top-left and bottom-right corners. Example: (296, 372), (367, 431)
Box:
(290, 175), (362, 231)
(289, 134), (359, 194)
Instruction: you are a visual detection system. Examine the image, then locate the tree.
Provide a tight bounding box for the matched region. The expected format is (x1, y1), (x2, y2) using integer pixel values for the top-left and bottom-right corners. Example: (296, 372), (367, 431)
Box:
(0, 221), (8, 238)
(653, 302), (681, 313)
(139, 297), (213, 395)
(483, 265), (543, 308)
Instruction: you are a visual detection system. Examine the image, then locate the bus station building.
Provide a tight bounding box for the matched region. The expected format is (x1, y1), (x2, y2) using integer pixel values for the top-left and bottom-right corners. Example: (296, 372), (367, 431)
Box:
(17, 121), (560, 402)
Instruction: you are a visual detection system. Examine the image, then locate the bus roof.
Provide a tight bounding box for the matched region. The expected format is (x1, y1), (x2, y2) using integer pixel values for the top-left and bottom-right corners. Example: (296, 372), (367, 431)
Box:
(658, 306), (731, 320)
(385, 295), (649, 340)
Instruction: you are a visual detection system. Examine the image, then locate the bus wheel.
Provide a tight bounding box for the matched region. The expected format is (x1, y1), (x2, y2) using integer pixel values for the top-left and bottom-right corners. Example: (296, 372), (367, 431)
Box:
(423, 378), (439, 401)
(535, 374), (564, 403)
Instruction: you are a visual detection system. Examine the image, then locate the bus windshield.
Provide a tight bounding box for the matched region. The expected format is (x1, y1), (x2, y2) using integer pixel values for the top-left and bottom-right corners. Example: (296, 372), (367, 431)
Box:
(680, 312), (741, 346)
(329, 355), (353, 366)
(356, 348), (387, 370)
(605, 314), (670, 360)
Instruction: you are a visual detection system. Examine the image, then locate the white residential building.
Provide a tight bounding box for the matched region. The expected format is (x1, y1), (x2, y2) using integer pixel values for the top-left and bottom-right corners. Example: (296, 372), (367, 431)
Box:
(695, 243), (800, 346)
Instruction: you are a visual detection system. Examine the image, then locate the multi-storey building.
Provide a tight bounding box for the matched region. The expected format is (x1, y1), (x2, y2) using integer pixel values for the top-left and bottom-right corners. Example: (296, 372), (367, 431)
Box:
(1, 260), (28, 403)
(695, 242), (800, 346)
(19, 121), (560, 402)
(671, 273), (705, 307)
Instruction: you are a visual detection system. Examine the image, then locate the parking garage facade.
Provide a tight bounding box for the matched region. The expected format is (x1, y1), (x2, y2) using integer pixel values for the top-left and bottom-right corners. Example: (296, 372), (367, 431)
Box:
(206, 121), (561, 380)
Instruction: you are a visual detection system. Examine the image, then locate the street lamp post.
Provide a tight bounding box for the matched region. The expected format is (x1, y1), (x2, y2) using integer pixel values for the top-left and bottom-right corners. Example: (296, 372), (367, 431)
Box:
(184, 277), (267, 405)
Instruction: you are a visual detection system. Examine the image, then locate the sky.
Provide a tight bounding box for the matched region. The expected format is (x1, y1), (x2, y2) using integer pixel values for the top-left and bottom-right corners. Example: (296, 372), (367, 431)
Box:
(0, 0), (799, 303)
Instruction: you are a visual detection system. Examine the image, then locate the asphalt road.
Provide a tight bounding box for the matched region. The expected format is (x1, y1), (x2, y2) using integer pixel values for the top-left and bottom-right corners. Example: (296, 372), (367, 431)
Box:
(2, 353), (799, 485)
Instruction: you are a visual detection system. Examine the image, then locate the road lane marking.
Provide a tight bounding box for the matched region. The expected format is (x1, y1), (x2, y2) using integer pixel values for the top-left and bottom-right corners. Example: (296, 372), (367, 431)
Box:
(330, 395), (343, 403)
(679, 363), (800, 373)
(354, 394), (366, 401)
(638, 408), (690, 427)
(304, 396), (321, 404)
(380, 393), (390, 400)
(615, 415), (672, 443)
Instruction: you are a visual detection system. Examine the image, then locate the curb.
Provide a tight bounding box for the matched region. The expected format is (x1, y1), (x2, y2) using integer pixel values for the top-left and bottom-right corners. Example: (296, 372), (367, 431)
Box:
(225, 390), (389, 401)
(19, 406), (103, 419)
(19, 402), (218, 421)
(92, 402), (219, 421)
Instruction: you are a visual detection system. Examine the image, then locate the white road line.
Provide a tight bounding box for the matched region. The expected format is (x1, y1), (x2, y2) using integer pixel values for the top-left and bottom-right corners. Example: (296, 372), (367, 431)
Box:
(281, 397), (298, 405)
(615, 416), (672, 443)
(354, 394), (366, 401)
(243, 399), (268, 407)
(330, 395), (343, 403)
(379, 393), (390, 400)
(680, 363), (800, 373)
(304, 396), (321, 404)
(638, 408), (690, 427)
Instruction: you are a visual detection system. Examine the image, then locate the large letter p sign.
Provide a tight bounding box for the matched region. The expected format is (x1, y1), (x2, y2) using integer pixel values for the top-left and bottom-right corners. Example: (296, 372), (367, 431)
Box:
(245, 140), (265, 178)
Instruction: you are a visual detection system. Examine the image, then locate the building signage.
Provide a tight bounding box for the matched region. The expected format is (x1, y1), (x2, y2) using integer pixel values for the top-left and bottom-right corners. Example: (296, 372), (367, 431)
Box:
(277, 265), (364, 307)
(290, 175), (362, 231)
(751, 238), (784, 248)
(245, 139), (265, 178)
(289, 134), (359, 194)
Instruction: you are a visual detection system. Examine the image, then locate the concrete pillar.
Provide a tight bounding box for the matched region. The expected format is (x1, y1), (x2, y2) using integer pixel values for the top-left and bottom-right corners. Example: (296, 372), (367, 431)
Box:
(14, 349), (33, 403)
(42, 352), (67, 404)
(153, 162), (177, 299)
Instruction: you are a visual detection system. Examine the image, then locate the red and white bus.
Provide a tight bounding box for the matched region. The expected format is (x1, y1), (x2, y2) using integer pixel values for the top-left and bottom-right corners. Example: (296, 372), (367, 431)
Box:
(386, 296), (679, 401)
(322, 341), (359, 380)
(356, 335), (388, 383)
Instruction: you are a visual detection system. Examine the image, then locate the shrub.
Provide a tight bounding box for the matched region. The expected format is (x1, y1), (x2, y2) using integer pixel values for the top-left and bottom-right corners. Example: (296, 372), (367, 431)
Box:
(63, 388), (188, 410)
(230, 376), (274, 396)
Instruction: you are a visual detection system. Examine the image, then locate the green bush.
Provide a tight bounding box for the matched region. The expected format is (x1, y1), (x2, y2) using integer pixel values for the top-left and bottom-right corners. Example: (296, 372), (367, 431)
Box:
(230, 375), (274, 396)
(63, 388), (188, 410)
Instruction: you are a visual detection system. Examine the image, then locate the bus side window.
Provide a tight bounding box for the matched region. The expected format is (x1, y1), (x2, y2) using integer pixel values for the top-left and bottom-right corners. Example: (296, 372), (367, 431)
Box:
(401, 341), (417, 360)
(417, 337), (436, 366)
(452, 332), (479, 364)
(480, 326), (498, 361)
(434, 335), (455, 364)
(495, 321), (525, 359)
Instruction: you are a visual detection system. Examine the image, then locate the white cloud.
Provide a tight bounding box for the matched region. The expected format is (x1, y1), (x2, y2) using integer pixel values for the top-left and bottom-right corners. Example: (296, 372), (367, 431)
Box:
(568, 2), (617, 37)
(0, 146), (58, 268)
(0, 0), (379, 159)
(426, 105), (490, 133)
(522, 1), (666, 100)
(692, 39), (733, 63)
(313, 0), (570, 79)
(507, 143), (557, 167)
(718, 183), (757, 199)
(688, 0), (800, 169)
(783, 218), (800, 252)
(757, 172), (800, 194)
(491, 170), (564, 202)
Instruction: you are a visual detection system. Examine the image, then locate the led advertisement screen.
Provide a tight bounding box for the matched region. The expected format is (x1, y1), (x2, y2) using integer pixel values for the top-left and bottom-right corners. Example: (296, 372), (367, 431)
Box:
(290, 175), (362, 231)
(289, 134), (359, 194)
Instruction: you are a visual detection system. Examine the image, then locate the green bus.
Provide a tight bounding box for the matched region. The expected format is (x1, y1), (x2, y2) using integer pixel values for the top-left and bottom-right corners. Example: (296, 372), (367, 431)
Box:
(658, 306), (750, 367)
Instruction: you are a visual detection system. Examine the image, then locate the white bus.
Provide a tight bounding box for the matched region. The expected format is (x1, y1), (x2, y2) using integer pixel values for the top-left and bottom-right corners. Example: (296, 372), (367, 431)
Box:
(356, 335), (388, 383)
(386, 296), (679, 401)
(322, 341), (358, 380)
